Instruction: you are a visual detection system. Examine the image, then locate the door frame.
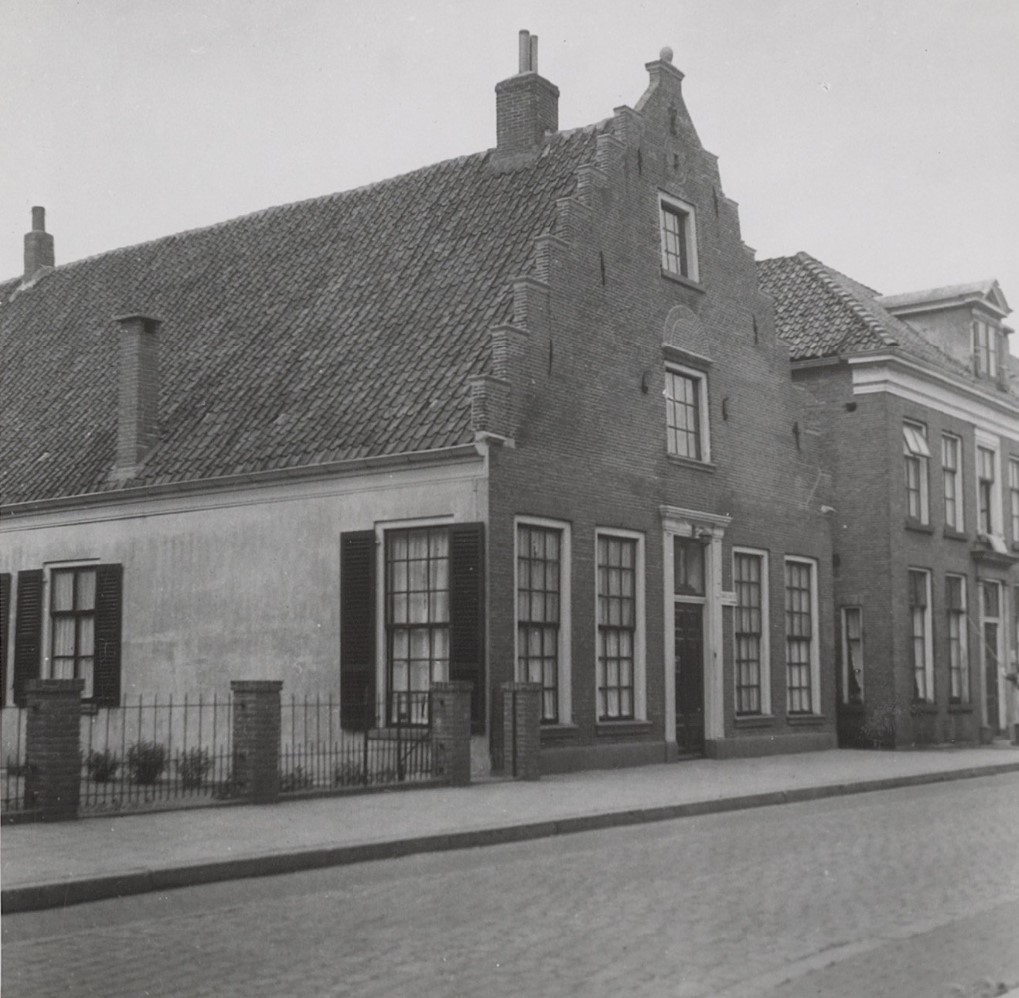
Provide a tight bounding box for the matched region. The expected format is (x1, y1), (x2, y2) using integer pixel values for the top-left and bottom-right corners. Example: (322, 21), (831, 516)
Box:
(661, 505), (731, 747)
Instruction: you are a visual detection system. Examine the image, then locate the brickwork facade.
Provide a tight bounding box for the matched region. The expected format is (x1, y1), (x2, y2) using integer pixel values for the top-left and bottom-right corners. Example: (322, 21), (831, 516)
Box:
(24, 678), (83, 821)
(501, 681), (542, 780)
(430, 680), (472, 786)
(230, 680), (282, 803)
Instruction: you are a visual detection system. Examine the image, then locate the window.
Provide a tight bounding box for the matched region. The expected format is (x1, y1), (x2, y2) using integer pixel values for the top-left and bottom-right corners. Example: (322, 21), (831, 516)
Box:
(784, 558), (818, 714)
(596, 532), (644, 721)
(903, 422), (930, 523)
(942, 434), (963, 531)
(734, 551), (768, 715)
(385, 527), (449, 722)
(665, 365), (709, 462)
(50, 567), (97, 698)
(658, 193), (699, 282)
(946, 575), (969, 704)
(841, 607), (863, 705)
(972, 320), (1003, 382)
(1010, 459), (1019, 542)
(516, 520), (570, 724)
(978, 446), (996, 534)
(908, 569), (934, 703)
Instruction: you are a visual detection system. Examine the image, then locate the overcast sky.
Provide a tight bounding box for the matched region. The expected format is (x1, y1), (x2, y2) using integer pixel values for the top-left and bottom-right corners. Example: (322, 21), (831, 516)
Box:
(2, 0), (1017, 323)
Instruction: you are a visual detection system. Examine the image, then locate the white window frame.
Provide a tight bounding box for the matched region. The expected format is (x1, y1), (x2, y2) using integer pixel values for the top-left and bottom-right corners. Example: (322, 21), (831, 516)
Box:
(41, 559), (101, 700)
(783, 556), (821, 715)
(1009, 458), (1019, 543)
(974, 430), (1003, 539)
(665, 363), (710, 464)
(514, 515), (572, 725)
(593, 528), (646, 723)
(908, 568), (934, 704)
(841, 606), (864, 706)
(903, 421), (930, 524)
(732, 547), (771, 716)
(945, 574), (969, 705)
(942, 433), (964, 532)
(658, 192), (699, 283)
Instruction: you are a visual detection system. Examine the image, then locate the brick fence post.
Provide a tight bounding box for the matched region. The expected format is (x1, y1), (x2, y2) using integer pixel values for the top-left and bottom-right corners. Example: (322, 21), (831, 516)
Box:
(25, 678), (84, 821)
(230, 680), (283, 803)
(501, 681), (542, 780)
(431, 681), (472, 786)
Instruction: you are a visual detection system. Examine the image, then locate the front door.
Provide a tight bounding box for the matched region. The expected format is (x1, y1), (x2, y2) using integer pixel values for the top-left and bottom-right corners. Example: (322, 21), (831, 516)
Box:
(675, 603), (705, 755)
(984, 621), (1001, 734)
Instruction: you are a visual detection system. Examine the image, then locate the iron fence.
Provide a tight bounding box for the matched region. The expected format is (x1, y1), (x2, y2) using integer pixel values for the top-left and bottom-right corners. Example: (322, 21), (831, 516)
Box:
(78, 694), (234, 815)
(280, 691), (433, 793)
(1, 706), (29, 815)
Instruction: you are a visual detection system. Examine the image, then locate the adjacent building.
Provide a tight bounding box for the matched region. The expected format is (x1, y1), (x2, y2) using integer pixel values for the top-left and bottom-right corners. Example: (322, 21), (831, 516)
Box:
(0, 36), (840, 774)
(759, 253), (1018, 747)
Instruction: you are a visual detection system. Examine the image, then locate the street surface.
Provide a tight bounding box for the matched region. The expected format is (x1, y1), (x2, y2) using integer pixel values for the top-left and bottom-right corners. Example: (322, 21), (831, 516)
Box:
(3, 773), (1018, 997)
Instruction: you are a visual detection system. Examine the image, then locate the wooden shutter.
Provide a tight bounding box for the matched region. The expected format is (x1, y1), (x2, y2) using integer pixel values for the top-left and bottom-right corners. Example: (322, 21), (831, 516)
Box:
(450, 522), (486, 733)
(0, 574), (10, 708)
(340, 531), (376, 730)
(13, 569), (43, 706)
(93, 564), (123, 707)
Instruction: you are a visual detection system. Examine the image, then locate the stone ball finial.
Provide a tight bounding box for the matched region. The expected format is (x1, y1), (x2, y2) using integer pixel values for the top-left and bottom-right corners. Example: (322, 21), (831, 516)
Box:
(660, 46), (674, 63)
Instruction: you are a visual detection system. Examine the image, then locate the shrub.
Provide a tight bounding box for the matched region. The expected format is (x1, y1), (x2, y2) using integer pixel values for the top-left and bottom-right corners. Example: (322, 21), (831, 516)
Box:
(177, 748), (213, 789)
(280, 766), (313, 792)
(86, 749), (120, 783)
(127, 741), (167, 785)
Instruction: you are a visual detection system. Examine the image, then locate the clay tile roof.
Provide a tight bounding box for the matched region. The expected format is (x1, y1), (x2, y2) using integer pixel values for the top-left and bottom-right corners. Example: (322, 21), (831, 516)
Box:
(1, 126), (604, 505)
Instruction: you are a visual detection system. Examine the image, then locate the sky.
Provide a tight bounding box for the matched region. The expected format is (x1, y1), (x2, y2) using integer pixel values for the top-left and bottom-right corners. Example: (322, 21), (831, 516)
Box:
(2, 0), (1017, 319)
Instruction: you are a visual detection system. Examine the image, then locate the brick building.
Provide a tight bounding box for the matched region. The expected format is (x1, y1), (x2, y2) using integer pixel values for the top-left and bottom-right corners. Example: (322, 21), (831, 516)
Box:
(1, 35), (836, 774)
(759, 253), (1019, 747)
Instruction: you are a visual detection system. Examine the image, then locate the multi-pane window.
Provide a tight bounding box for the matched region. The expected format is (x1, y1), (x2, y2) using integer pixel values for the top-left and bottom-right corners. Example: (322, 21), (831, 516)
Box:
(665, 367), (707, 462)
(1009, 459), (1019, 542)
(50, 567), (97, 699)
(734, 552), (765, 715)
(385, 527), (449, 721)
(903, 422), (930, 523)
(784, 559), (816, 714)
(972, 320), (1002, 381)
(946, 575), (969, 704)
(659, 195), (698, 281)
(908, 569), (933, 703)
(842, 607), (863, 705)
(978, 446), (996, 534)
(942, 434), (963, 531)
(517, 523), (563, 723)
(596, 535), (636, 720)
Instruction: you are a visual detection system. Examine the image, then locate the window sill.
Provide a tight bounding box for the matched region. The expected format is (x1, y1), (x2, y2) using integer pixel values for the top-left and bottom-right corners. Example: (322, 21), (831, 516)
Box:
(660, 269), (705, 293)
(540, 723), (579, 744)
(947, 703), (974, 714)
(734, 714), (776, 728)
(596, 719), (653, 737)
(909, 702), (939, 714)
(666, 454), (717, 473)
(786, 713), (826, 726)
(943, 527), (969, 542)
(904, 519), (934, 535)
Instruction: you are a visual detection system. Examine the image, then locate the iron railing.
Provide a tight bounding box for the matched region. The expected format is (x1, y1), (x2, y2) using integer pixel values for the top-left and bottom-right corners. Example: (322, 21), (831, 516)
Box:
(280, 691), (433, 793)
(1, 706), (29, 815)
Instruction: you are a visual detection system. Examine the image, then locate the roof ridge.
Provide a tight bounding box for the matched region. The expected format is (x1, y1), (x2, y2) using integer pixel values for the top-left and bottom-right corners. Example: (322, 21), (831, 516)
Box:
(793, 251), (898, 349)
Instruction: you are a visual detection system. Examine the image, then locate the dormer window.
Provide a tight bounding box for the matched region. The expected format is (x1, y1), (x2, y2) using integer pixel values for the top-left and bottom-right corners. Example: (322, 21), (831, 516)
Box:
(658, 193), (699, 283)
(973, 319), (1004, 382)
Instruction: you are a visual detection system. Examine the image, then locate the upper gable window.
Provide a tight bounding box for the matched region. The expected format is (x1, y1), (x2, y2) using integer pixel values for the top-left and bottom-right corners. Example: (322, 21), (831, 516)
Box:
(665, 365), (710, 463)
(973, 319), (1004, 384)
(658, 193), (699, 283)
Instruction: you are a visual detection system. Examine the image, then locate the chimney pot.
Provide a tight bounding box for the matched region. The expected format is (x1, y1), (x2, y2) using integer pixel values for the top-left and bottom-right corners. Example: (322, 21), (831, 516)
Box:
(23, 206), (55, 280)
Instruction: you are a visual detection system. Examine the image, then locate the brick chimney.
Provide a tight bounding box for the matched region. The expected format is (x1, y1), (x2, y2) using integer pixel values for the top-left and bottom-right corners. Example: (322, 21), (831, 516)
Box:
(24, 206), (55, 280)
(495, 30), (559, 154)
(111, 313), (161, 477)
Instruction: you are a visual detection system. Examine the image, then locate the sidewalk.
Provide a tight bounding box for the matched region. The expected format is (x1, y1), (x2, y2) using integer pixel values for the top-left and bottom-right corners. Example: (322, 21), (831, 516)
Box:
(4, 745), (1019, 914)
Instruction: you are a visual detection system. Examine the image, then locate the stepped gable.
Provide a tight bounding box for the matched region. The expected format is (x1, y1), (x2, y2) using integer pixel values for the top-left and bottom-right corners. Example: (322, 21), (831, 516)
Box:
(0, 126), (605, 505)
(758, 252), (980, 382)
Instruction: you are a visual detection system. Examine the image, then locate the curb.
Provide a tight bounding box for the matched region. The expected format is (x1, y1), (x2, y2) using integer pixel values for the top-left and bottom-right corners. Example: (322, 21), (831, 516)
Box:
(4, 760), (1019, 914)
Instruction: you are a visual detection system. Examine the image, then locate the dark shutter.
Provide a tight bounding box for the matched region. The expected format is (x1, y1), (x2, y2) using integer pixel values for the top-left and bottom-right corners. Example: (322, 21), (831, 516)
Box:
(0, 574), (10, 708)
(93, 564), (123, 707)
(450, 522), (486, 733)
(13, 569), (44, 706)
(340, 531), (376, 730)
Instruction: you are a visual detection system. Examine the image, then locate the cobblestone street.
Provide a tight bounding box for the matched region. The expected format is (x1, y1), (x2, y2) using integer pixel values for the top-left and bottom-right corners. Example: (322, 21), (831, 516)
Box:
(4, 773), (1018, 998)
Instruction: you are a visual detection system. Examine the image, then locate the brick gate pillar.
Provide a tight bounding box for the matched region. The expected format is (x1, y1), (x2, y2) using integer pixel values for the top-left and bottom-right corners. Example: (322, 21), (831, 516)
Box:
(501, 681), (542, 780)
(431, 681), (472, 786)
(25, 679), (84, 821)
(230, 680), (283, 803)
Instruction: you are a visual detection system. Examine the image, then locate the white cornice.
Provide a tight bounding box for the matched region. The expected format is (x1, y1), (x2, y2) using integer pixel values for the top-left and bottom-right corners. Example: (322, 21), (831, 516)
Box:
(849, 353), (1019, 440)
